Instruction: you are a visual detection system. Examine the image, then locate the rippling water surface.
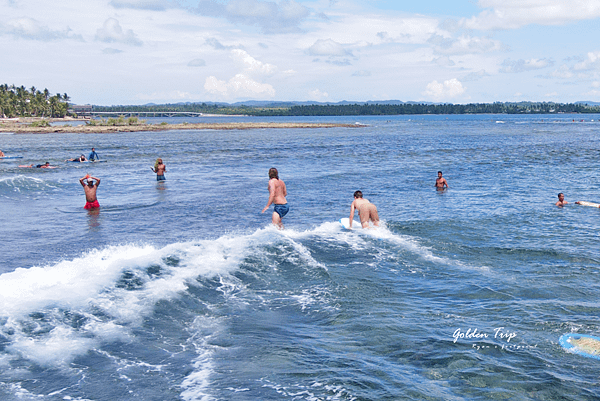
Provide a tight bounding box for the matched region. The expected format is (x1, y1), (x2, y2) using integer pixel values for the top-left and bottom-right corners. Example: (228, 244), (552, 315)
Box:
(1, 114), (600, 400)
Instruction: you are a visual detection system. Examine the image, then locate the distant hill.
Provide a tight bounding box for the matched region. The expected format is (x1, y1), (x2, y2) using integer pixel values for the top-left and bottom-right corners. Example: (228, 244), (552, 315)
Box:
(140, 100), (420, 108)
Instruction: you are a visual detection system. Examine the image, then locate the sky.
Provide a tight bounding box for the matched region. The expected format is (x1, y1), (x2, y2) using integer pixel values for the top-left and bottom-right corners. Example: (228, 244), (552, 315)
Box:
(2, 0), (600, 105)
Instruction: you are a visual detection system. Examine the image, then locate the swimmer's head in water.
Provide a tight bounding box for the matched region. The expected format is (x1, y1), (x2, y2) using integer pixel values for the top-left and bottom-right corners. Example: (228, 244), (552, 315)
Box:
(354, 190), (363, 198)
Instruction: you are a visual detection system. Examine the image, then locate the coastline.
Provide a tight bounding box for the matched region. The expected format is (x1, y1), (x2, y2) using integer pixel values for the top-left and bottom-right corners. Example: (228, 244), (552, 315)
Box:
(0, 118), (360, 134)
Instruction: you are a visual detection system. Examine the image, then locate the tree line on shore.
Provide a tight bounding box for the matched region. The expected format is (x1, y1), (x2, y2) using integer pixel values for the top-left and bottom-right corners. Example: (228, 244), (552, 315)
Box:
(93, 101), (600, 116)
(3, 81), (600, 119)
(0, 84), (69, 118)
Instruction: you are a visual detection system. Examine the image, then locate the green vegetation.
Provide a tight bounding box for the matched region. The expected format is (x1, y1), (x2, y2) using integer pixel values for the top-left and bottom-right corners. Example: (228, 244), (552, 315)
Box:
(93, 101), (600, 116)
(4, 83), (599, 119)
(282, 102), (599, 116)
(86, 116), (147, 126)
(0, 84), (70, 118)
(30, 120), (51, 127)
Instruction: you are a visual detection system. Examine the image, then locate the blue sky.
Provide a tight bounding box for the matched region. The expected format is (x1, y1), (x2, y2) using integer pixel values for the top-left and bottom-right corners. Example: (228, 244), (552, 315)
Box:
(1, 0), (600, 105)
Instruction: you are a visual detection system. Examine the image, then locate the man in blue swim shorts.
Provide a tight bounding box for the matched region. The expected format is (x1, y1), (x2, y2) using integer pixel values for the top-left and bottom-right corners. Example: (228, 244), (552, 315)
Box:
(261, 167), (288, 229)
(274, 204), (289, 218)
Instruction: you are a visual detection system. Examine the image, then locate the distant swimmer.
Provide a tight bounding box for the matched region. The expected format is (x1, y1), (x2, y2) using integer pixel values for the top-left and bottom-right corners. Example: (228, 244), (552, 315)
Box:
(79, 174), (101, 209)
(151, 158), (166, 181)
(0, 150), (5, 157)
(349, 190), (379, 229)
(88, 148), (100, 161)
(261, 167), (288, 229)
(66, 154), (87, 162)
(19, 162), (57, 168)
(555, 193), (568, 207)
(435, 171), (449, 189)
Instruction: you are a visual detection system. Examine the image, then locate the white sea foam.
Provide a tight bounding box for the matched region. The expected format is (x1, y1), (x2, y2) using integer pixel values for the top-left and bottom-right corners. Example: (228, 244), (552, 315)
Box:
(0, 225), (336, 397)
(0, 230), (274, 369)
(180, 315), (223, 401)
(287, 220), (489, 271)
(0, 175), (54, 193)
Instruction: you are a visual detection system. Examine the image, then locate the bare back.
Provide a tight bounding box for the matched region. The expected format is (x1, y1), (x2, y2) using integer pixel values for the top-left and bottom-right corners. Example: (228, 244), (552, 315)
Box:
(268, 178), (287, 204)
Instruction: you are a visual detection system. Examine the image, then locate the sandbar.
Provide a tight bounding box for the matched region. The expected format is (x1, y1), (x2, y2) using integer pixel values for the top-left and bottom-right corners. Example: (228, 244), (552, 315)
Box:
(0, 118), (361, 134)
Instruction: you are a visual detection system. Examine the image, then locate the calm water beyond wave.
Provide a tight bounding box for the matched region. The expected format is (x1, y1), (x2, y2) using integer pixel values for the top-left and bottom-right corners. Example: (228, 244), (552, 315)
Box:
(1, 114), (600, 400)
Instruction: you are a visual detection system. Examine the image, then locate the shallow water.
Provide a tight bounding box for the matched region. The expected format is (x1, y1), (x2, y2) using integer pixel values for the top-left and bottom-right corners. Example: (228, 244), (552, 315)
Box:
(1, 114), (600, 400)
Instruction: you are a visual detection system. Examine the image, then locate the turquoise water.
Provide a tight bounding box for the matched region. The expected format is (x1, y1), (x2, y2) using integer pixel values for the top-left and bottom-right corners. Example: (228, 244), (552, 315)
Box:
(1, 114), (600, 400)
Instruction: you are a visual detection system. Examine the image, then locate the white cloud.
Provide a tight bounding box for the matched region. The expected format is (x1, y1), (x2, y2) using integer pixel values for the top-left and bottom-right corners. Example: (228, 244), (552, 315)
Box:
(424, 78), (466, 101)
(188, 58), (206, 67)
(231, 49), (276, 76)
(102, 48), (123, 54)
(308, 89), (329, 101)
(195, 0), (309, 33)
(352, 70), (371, 77)
(109, 0), (171, 11)
(204, 74), (275, 99)
(547, 64), (574, 79)
(308, 39), (351, 57)
(205, 37), (239, 50)
(203, 50), (276, 100)
(462, 70), (489, 81)
(428, 34), (504, 56)
(574, 51), (600, 71)
(95, 18), (143, 46)
(500, 58), (554, 73)
(463, 0), (600, 30)
(433, 56), (455, 67)
(543, 52), (600, 80)
(0, 18), (83, 41)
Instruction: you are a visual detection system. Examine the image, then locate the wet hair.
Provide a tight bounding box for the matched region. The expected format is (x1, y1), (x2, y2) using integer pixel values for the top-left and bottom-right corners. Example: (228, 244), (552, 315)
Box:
(558, 192), (563, 198)
(354, 190), (363, 198)
(269, 167), (279, 180)
(438, 171), (443, 175)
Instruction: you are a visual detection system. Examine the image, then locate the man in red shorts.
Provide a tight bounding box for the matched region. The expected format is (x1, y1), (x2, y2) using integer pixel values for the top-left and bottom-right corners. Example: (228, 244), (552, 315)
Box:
(79, 175), (101, 209)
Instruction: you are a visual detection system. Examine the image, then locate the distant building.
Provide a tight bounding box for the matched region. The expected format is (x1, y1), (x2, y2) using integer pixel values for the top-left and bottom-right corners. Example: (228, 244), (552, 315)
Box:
(70, 104), (93, 117)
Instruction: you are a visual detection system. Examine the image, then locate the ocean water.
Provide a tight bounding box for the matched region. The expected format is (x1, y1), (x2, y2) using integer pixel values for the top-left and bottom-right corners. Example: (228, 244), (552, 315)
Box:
(1, 114), (600, 400)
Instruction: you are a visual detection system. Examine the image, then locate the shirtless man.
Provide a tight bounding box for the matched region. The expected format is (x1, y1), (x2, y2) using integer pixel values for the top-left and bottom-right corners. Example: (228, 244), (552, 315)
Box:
(349, 190), (379, 229)
(261, 167), (288, 229)
(79, 175), (101, 209)
(0, 150), (5, 157)
(555, 193), (568, 206)
(151, 158), (166, 181)
(435, 171), (449, 189)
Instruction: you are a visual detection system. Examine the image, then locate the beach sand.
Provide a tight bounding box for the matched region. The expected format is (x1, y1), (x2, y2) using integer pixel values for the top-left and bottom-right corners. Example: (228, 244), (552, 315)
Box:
(0, 118), (360, 134)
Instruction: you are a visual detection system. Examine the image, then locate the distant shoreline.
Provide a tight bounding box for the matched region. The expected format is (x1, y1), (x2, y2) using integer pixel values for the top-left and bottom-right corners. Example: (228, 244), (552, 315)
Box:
(0, 118), (361, 134)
